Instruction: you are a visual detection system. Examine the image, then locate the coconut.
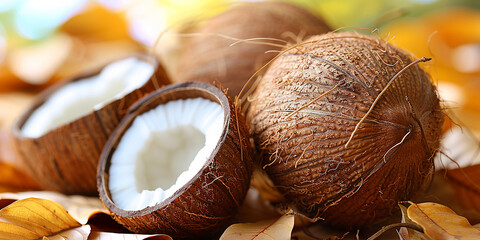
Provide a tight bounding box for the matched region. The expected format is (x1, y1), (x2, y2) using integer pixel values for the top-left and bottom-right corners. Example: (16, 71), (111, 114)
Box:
(176, 1), (331, 98)
(246, 32), (444, 228)
(12, 54), (170, 195)
(97, 82), (253, 239)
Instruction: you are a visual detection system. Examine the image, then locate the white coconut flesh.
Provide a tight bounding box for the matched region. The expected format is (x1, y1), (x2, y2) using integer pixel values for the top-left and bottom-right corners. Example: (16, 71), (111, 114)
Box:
(108, 98), (225, 211)
(21, 57), (154, 138)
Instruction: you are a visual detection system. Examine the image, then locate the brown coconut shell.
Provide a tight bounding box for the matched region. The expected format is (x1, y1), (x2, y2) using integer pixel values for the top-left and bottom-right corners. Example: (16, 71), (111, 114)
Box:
(246, 32), (444, 228)
(176, 1), (331, 98)
(12, 54), (170, 195)
(97, 82), (254, 239)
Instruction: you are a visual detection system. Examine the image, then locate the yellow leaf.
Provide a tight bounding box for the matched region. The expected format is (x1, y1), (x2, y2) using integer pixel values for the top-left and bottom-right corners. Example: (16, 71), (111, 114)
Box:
(0, 191), (106, 224)
(0, 198), (81, 239)
(398, 204), (432, 240)
(220, 213), (294, 240)
(408, 202), (480, 240)
(0, 222), (39, 240)
(43, 225), (90, 240)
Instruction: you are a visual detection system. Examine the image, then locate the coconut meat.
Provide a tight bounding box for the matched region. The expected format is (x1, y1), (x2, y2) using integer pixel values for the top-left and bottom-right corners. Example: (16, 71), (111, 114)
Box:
(108, 98), (224, 211)
(21, 57), (154, 138)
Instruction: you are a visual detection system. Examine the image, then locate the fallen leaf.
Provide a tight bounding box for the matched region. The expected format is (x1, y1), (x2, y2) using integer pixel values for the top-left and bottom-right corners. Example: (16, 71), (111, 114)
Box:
(415, 172), (480, 225)
(398, 204), (431, 240)
(143, 235), (174, 240)
(443, 165), (480, 214)
(220, 213), (294, 240)
(3, 192), (104, 220)
(408, 202), (480, 240)
(0, 191), (105, 224)
(88, 232), (170, 240)
(291, 222), (354, 240)
(0, 198), (81, 239)
(475, 223), (480, 231)
(44, 225), (90, 240)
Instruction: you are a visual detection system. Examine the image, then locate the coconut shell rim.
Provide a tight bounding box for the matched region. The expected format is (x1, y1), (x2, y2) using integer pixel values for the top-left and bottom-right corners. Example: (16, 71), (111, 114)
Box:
(97, 81), (233, 217)
(11, 52), (161, 140)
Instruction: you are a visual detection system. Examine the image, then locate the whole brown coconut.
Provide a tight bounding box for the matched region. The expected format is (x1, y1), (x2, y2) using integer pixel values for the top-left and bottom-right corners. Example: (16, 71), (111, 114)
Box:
(12, 54), (170, 195)
(98, 82), (253, 239)
(176, 1), (331, 98)
(246, 32), (444, 228)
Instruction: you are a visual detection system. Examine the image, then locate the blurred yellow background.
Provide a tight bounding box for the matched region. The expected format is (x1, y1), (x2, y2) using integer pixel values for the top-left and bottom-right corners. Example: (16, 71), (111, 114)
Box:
(0, 0), (479, 176)
(0, 0), (478, 93)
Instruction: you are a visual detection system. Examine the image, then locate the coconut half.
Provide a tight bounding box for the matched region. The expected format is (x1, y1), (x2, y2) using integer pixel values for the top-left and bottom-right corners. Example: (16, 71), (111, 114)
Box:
(12, 54), (170, 195)
(97, 82), (253, 239)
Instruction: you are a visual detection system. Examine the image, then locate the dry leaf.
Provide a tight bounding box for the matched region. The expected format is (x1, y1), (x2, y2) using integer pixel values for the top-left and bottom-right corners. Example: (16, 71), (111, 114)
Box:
(0, 198), (81, 239)
(398, 204), (431, 240)
(443, 166), (480, 214)
(408, 202), (480, 240)
(416, 172), (480, 224)
(44, 225), (90, 240)
(0, 191), (106, 224)
(220, 213), (294, 240)
(475, 223), (480, 231)
(291, 222), (354, 240)
(88, 232), (171, 240)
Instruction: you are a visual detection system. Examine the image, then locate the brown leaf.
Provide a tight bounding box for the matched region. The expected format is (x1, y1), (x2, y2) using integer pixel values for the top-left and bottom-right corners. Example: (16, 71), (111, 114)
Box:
(415, 172), (480, 224)
(398, 204), (431, 240)
(0, 198), (81, 239)
(474, 223), (480, 231)
(408, 202), (480, 240)
(88, 232), (170, 240)
(444, 165), (480, 214)
(44, 225), (90, 240)
(220, 213), (294, 240)
(0, 191), (106, 224)
(291, 222), (354, 240)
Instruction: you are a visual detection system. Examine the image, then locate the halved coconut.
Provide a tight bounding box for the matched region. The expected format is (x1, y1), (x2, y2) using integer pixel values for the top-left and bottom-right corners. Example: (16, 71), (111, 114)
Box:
(12, 54), (170, 195)
(97, 82), (253, 239)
